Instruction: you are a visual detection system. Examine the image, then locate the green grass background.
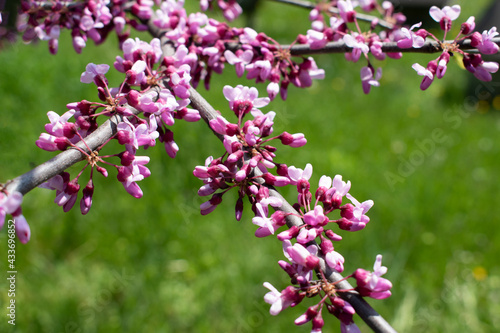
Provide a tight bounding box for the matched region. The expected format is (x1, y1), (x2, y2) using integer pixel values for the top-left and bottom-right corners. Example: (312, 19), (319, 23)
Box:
(1, 1), (500, 332)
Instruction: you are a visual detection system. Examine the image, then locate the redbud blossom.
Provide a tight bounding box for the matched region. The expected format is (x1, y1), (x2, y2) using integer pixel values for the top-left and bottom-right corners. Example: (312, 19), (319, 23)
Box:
(263, 282), (303, 315)
(0, 188), (28, 242)
(412, 60), (437, 90)
(338, 0), (356, 23)
(429, 5), (461, 32)
(80, 63), (110, 85)
(353, 255), (392, 299)
(477, 27), (500, 55)
(360, 66), (382, 94)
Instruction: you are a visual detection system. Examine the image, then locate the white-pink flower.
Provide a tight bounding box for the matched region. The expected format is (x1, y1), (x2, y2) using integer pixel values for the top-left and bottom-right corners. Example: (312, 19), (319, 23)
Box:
(429, 5), (461, 31)
(80, 63), (110, 84)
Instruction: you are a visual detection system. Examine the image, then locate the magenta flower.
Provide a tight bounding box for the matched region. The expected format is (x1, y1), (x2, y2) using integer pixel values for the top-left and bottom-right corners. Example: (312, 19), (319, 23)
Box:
(306, 29), (328, 49)
(412, 60), (437, 90)
(303, 205), (327, 227)
(360, 66), (382, 94)
(478, 27), (500, 55)
(224, 49), (253, 77)
(288, 163), (313, 186)
(429, 5), (461, 31)
(0, 191), (23, 230)
(283, 240), (319, 270)
(117, 156), (151, 198)
(461, 16), (476, 35)
(463, 54), (499, 82)
(80, 63), (110, 84)
(223, 85), (270, 117)
(353, 255), (392, 299)
(263, 282), (303, 315)
(343, 33), (369, 62)
(80, 179), (94, 215)
(396, 22), (425, 49)
(338, 0), (356, 23)
(252, 203), (275, 236)
(279, 132), (307, 147)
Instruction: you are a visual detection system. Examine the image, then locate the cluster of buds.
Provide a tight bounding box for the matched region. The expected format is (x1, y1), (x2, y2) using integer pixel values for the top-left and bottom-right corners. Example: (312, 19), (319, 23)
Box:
(408, 5), (499, 90)
(304, 2), (499, 92)
(17, 1), (327, 99)
(258, 164), (391, 332)
(193, 84), (306, 220)
(36, 36), (200, 217)
(193, 80), (392, 331)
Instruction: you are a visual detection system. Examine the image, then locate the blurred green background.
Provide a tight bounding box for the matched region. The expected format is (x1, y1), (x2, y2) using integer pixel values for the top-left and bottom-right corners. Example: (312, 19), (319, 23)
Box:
(1, 1), (500, 332)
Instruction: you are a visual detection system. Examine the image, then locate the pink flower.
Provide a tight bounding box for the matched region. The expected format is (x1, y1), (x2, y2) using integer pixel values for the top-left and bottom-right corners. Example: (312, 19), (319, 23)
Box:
(338, 193), (373, 231)
(252, 203), (275, 236)
(396, 22), (425, 49)
(478, 27), (500, 55)
(353, 255), (392, 299)
(224, 49), (253, 77)
(436, 52), (450, 79)
(279, 132), (307, 147)
(80, 63), (110, 84)
(306, 29), (328, 49)
(288, 163), (313, 186)
(343, 33), (369, 62)
(36, 133), (69, 151)
(54, 178), (80, 212)
(461, 16), (476, 35)
(320, 237), (345, 272)
(263, 282), (304, 315)
(338, 0), (356, 23)
(303, 205), (327, 227)
(429, 5), (461, 31)
(44, 110), (76, 138)
(412, 61), (437, 90)
(463, 54), (499, 82)
(246, 60), (272, 82)
(360, 66), (382, 94)
(0, 191), (23, 230)
(117, 156), (151, 198)
(283, 240), (319, 270)
(223, 85), (270, 117)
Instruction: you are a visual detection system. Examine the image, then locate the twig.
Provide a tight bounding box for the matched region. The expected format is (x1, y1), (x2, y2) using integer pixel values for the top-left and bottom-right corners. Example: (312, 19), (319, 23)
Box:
(284, 37), (500, 55)
(271, 0), (395, 30)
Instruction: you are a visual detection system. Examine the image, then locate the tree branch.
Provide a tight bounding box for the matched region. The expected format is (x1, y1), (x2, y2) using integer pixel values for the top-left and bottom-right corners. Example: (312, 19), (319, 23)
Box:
(3, 101), (151, 195)
(283, 37), (500, 55)
(3, 9), (399, 332)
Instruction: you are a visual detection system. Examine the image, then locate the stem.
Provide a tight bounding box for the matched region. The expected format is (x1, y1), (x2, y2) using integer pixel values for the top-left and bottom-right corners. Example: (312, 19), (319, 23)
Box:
(271, 0), (395, 30)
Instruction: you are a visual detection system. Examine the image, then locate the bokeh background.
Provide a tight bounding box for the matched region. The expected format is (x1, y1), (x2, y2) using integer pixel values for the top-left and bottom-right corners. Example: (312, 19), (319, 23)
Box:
(1, 1), (499, 332)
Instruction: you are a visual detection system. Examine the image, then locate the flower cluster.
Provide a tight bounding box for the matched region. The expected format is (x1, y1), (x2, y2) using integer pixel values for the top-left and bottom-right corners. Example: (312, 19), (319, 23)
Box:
(18, 0), (141, 54)
(193, 80), (392, 331)
(264, 254), (391, 333)
(36, 37), (200, 219)
(199, 0), (243, 21)
(193, 84), (306, 220)
(259, 164), (392, 333)
(152, 2), (326, 99)
(411, 5), (499, 90)
(17, 1), (327, 99)
(304, 2), (499, 92)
